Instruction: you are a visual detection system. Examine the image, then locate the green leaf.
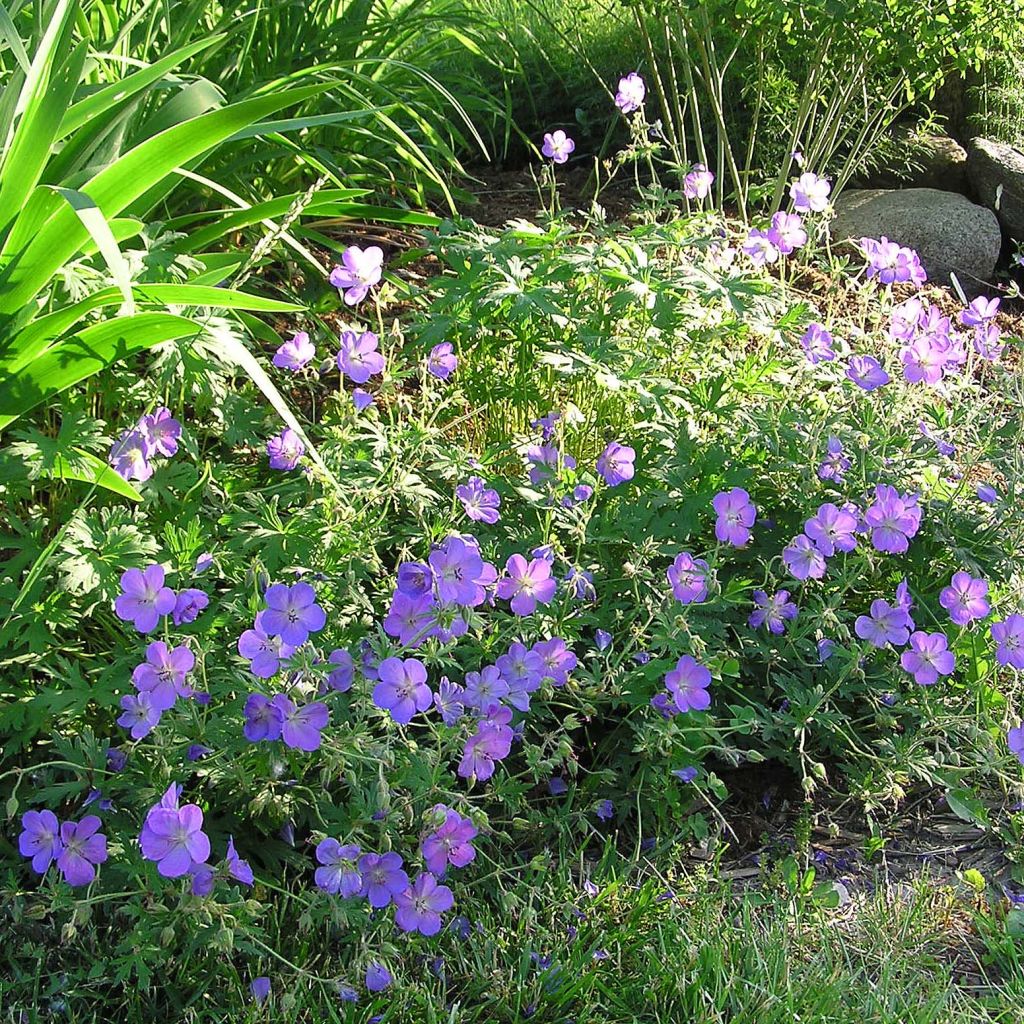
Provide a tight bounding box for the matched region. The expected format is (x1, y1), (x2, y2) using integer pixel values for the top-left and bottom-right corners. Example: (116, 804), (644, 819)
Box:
(51, 447), (142, 501)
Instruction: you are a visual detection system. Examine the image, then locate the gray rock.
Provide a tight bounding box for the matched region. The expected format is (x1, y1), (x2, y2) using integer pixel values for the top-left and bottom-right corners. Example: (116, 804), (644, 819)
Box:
(967, 137), (1024, 241)
(831, 187), (1001, 287)
(862, 133), (967, 193)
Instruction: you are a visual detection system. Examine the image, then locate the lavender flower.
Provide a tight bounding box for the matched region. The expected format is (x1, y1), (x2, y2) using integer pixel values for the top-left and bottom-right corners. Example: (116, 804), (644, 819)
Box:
(243, 693), (284, 742)
(427, 342), (458, 380)
(614, 72), (646, 113)
(139, 801), (210, 878)
(900, 631), (955, 686)
(352, 388), (374, 411)
(19, 810), (62, 874)
(383, 591), (435, 647)
(337, 330), (385, 383)
(422, 807), (478, 875)
(115, 564), (175, 633)
(783, 534), (827, 581)
(365, 963), (392, 993)
(864, 485), (921, 554)
(238, 623), (295, 679)
(790, 172), (830, 213)
(496, 554), (557, 616)
(596, 441), (635, 487)
(373, 657), (432, 724)
(855, 599), (912, 648)
(742, 228), (780, 267)
(266, 428), (304, 471)
(315, 839), (362, 897)
(749, 590), (798, 634)
(131, 641), (195, 710)
(55, 817), (107, 886)
(939, 572), (990, 626)
(960, 296), (999, 328)
(358, 852), (409, 908)
(846, 355), (890, 391)
(1008, 723), (1024, 765)
(541, 130), (575, 164)
(260, 582), (326, 646)
(818, 436), (850, 483)
(595, 629), (612, 651)
(272, 694), (329, 751)
(394, 873), (455, 936)
(329, 245), (384, 305)
(172, 588), (208, 626)
(226, 836), (254, 886)
(663, 655), (712, 713)
(667, 552), (708, 604)
(429, 535), (484, 606)
(977, 483), (998, 504)
(458, 723), (513, 781)
(327, 648), (356, 692)
(273, 331), (315, 371)
(800, 323), (835, 364)
(433, 677), (465, 724)
(250, 977), (271, 1005)
(713, 487), (756, 547)
(117, 691), (162, 739)
(533, 637), (578, 686)
(595, 799), (614, 822)
(767, 211), (806, 255)
(683, 163), (714, 200)
(109, 429), (153, 481)
(139, 407), (181, 458)
(804, 502), (858, 557)
(992, 615), (1024, 669)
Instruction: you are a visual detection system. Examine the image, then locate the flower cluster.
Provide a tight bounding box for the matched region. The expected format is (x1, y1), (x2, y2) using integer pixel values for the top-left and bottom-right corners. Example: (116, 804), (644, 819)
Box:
(109, 406), (182, 482)
(860, 236), (927, 287)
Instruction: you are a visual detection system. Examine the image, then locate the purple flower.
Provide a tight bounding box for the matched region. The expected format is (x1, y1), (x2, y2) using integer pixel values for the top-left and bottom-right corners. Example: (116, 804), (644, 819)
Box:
(186, 744), (212, 762)
(861, 236), (927, 287)
(226, 836), (254, 886)
(847, 355), (890, 391)
(683, 163), (714, 200)
(117, 691), (162, 739)
(532, 637), (578, 686)
(790, 172), (830, 213)
(131, 641), (195, 710)
(749, 590), (798, 634)
(548, 776), (569, 796)
(238, 623), (295, 678)
(433, 677), (465, 724)
(939, 572), (990, 626)
(782, 534), (827, 581)
(394, 872), (455, 936)
(250, 977), (271, 1005)
(596, 441), (635, 487)
(564, 566), (595, 602)
(422, 807), (478, 875)
(992, 615), (1024, 669)
(595, 629), (612, 651)
(462, 666), (509, 710)
(327, 648), (355, 692)
(54, 817), (107, 886)
(273, 331), (315, 371)
(458, 723), (513, 781)
(742, 228), (780, 267)
(260, 582), (326, 646)
(329, 245), (384, 306)
(358, 852), (409, 908)
(526, 445), (576, 487)
(712, 488), (756, 547)
(383, 590), (435, 647)
(337, 330), (385, 383)
(352, 388), (374, 411)
(19, 810), (62, 874)
(139, 407), (181, 458)
(427, 342), (458, 380)
(977, 483), (998, 505)
(315, 839), (362, 897)
(800, 323), (835, 364)
(595, 799), (614, 822)
(496, 554), (557, 616)
(672, 767), (698, 783)
(373, 657), (432, 724)
(855, 599), (912, 648)
(365, 963), (393, 992)
(266, 427), (304, 471)
(109, 429), (153, 481)
(614, 72), (646, 113)
(1008, 723), (1024, 765)
(243, 693), (284, 742)
(271, 695), (329, 751)
(456, 476), (501, 524)
(818, 436), (850, 483)
(664, 655), (712, 713)
(902, 336), (949, 385)
(767, 211), (806, 255)
(900, 631), (955, 686)
(864, 485), (921, 554)
(189, 862), (215, 896)
(961, 295), (999, 328)
(430, 535), (484, 606)
(804, 502), (858, 557)
(114, 564), (175, 633)
(818, 637), (836, 662)
(541, 130), (575, 164)
(397, 561), (433, 598)
(106, 747), (127, 772)
(172, 588), (208, 626)
(139, 802), (210, 878)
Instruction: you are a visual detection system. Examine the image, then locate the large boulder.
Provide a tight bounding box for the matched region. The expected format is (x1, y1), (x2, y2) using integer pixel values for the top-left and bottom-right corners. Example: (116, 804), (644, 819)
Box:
(859, 133), (967, 193)
(967, 137), (1024, 241)
(831, 187), (1001, 287)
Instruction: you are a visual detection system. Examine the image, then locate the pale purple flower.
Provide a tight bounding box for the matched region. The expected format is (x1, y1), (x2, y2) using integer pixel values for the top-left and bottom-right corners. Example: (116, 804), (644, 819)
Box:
(365, 963), (392, 992)
(140, 802), (210, 878)
(900, 631), (955, 685)
(358, 852), (409, 908)
(329, 245), (384, 305)
(960, 296), (999, 328)
(683, 163), (714, 200)
(383, 591), (435, 647)
(226, 836), (254, 886)
(327, 648), (356, 692)
(373, 657), (432, 724)
(272, 694), (329, 751)
(939, 572), (990, 626)
(243, 693), (284, 742)
(273, 331), (315, 371)
(664, 655), (712, 713)
(847, 355), (890, 391)
(172, 588), (208, 626)
(394, 872), (455, 936)
(804, 502), (858, 557)
(974, 323), (1004, 362)
(496, 554), (557, 616)
(800, 323), (835, 364)
(427, 342), (457, 380)
(462, 666), (508, 710)
(864, 484), (921, 554)
(429, 535), (484, 606)
(767, 211), (806, 255)
(667, 553), (708, 604)
(458, 723), (513, 781)
(533, 637), (578, 686)
(595, 799), (614, 822)
(56, 817), (107, 886)
(266, 427), (304, 471)
(238, 623), (295, 678)
(749, 590), (797, 634)
(131, 640), (195, 710)
(889, 297), (925, 342)
(992, 614), (1024, 669)
(189, 862), (215, 896)
(456, 476), (501, 524)
(977, 483), (998, 504)
(337, 330), (385, 383)
(315, 839), (362, 897)
(397, 560), (433, 598)
(352, 388), (374, 411)
(109, 429), (153, 481)
(526, 445), (576, 487)
(595, 629), (612, 651)
(19, 810), (62, 874)
(596, 441), (635, 487)
(564, 566), (595, 602)
(783, 534), (827, 581)
(195, 552), (213, 575)
(855, 599), (911, 648)
(260, 582), (326, 646)
(433, 677), (465, 724)
(139, 407), (181, 458)
(542, 130), (575, 164)
(790, 172), (830, 213)
(117, 691), (162, 739)
(115, 564), (175, 633)
(818, 637), (836, 662)
(1008, 723), (1024, 765)
(250, 977), (271, 1004)
(673, 767), (698, 783)
(713, 487), (756, 547)
(614, 72), (646, 113)
(743, 228), (780, 267)
(422, 807), (478, 875)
